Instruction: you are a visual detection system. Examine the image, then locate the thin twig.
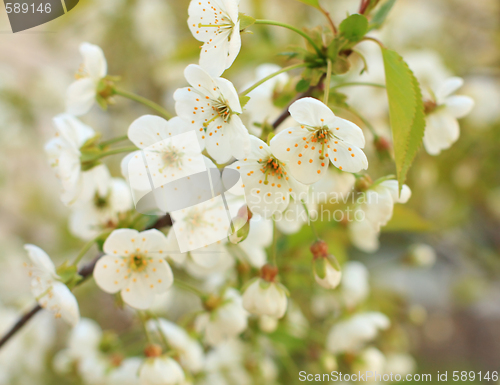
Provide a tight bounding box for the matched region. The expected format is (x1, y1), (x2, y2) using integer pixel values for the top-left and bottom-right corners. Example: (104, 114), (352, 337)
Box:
(0, 215), (172, 350)
(272, 73), (327, 129)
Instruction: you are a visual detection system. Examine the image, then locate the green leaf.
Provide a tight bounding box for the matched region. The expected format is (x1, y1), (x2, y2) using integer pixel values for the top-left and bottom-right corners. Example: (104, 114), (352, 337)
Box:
(382, 48), (425, 191)
(238, 13), (256, 30)
(369, 0), (397, 30)
(296, 78), (311, 93)
(339, 14), (369, 42)
(295, 0), (321, 10)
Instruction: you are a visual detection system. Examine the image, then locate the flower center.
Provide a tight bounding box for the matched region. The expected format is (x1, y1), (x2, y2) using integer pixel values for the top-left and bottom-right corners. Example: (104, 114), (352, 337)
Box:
(160, 146), (184, 170)
(128, 254), (149, 272)
(94, 191), (111, 209)
(310, 127), (333, 160)
(258, 156), (287, 185)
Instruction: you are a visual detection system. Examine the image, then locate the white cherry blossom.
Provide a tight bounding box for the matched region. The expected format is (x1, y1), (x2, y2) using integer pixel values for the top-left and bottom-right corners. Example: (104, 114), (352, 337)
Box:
(147, 318), (204, 374)
(349, 180), (411, 253)
(122, 115), (209, 191)
(423, 77), (474, 155)
(313, 256), (342, 290)
(24, 245), (80, 326)
(188, 0), (241, 77)
(195, 288), (248, 346)
(139, 356), (185, 385)
(45, 114), (106, 206)
(326, 312), (390, 354)
(93, 229), (174, 309)
(340, 261), (370, 308)
(270, 97), (368, 185)
(229, 136), (307, 218)
(242, 278), (288, 319)
(66, 42), (107, 116)
(69, 166), (133, 240)
(174, 64), (250, 164)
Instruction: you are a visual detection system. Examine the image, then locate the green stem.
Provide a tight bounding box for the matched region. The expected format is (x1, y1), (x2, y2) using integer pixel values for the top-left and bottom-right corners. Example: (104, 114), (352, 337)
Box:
(239, 63), (307, 96)
(83, 146), (138, 165)
(138, 312), (154, 344)
(301, 200), (319, 241)
(72, 233), (107, 267)
(340, 105), (379, 139)
(174, 279), (205, 297)
(255, 20), (323, 56)
(99, 135), (129, 148)
(113, 88), (173, 120)
(362, 36), (386, 49)
(331, 82), (386, 90)
(272, 220), (278, 267)
(323, 59), (332, 104)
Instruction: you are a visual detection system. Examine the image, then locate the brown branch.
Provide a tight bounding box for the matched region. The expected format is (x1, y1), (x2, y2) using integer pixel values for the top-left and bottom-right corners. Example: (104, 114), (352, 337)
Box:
(272, 73), (327, 130)
(0, 214), (172, 350)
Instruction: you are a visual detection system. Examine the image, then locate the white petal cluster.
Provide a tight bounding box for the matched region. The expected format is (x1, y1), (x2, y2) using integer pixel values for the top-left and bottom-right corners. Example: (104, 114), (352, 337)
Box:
(45, 114), (104, 206)
(271, 98), (368, 185)
(174, 64), (250, 164)
(147, 318), (204, 374)
(69, 166), (133, 240)
(66, 42), (107, 116)
(24, 245), (80, 326)
(349, 180), (411, 252)
(423, 77), (474, 155)
(229, 136), (307, 218)
(93, 229), (174, 309)
(188, 0), (241, 77)
(242, 278), (288, 319)
(139, 356), (185, 385)
(195, 288), (248, 346)
(326, 312), (390, 354)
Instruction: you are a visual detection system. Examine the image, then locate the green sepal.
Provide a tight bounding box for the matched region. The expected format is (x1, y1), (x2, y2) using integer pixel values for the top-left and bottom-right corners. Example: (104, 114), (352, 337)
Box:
(228, 217), (251, 244)
(326, 254), (341, 272)
(313, 257), (327, 280)
(241, 277), (259, 293)
(277, 282), (290, 296)
(239, 13), (256, 30)
(56, 261), (78, 284)
(295, 0), (321, 10)
(258, 279), (271, 290)
(239, 95), (251, 108)
(339, 14), (369, 42)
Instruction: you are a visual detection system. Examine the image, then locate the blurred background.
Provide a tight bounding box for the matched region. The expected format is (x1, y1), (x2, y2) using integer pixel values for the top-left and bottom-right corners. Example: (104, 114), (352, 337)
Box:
(0, 0), (499, 384)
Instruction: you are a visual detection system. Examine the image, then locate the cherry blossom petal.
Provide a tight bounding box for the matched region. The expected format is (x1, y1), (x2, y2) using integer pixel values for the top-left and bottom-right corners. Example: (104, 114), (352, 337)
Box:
(48, 282), (80, 326)
(226, 115), (250, 159)
(136, 229), (169, 257)
(289, 97), (337, 128)
(103, 228), (140, 256)
(80, 42), (107, 81)
(24, 244), (56, 277)
(444, 95), (474, 119)
(93, 255), (129, 293)
(205, 122), (234, 164)
(329, 141), (368, 173)
(215, 77), (242, 113)
(331, 117), (366, 148)
(199, 30), (232, 77)
(66, 78), (96, 116)
(53, 114), (95, 149)
(184, 64), (220, 99)
(423, 110), (459, 155)
(435, 77), (463, 102)
(128, 115), (171, 149)
(269, 126), (309, 162)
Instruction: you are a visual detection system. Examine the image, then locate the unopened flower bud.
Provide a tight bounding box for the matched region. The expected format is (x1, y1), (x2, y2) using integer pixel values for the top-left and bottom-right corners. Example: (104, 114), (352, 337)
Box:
(229, 206), (251, 244)
(242, 266), (289, 318)
(355, 175), (373, 192)
(144, 344), (163, 358)
(313, 254), (342, 289)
